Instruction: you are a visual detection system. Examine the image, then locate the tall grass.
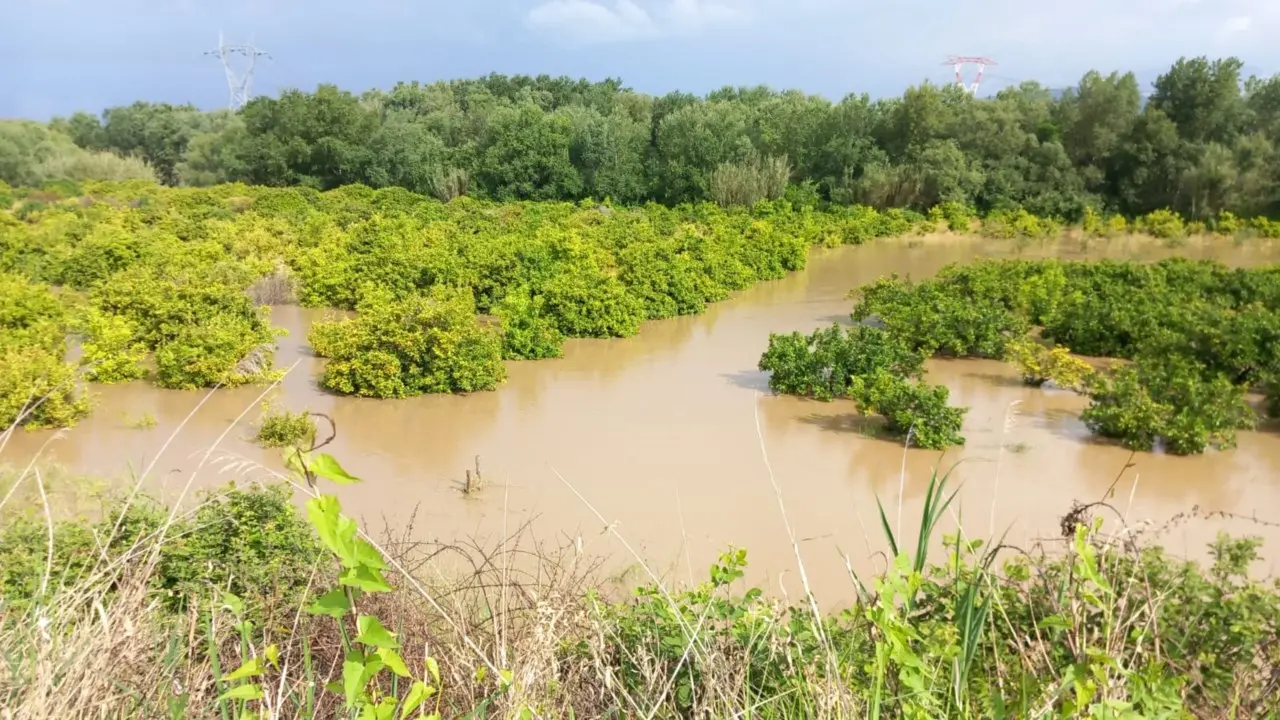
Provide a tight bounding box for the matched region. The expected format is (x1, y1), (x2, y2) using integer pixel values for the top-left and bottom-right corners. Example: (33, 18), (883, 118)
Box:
(1, 394), (1278, 718)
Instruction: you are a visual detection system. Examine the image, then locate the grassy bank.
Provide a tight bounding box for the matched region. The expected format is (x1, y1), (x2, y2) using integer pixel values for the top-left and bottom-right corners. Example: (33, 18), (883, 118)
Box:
(2, 442), (1277, 719)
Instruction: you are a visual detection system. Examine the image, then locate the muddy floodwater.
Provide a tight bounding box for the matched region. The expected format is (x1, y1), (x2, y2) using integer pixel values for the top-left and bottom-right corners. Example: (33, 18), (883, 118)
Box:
(6, 234), (1280, 602)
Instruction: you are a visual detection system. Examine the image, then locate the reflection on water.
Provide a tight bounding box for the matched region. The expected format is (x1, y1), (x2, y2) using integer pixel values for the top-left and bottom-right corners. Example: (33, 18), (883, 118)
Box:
(6, 234), (1280, 603)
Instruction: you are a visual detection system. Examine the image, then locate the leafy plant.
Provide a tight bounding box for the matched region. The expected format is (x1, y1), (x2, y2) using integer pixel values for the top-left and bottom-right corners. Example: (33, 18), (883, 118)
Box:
(311, 286), (506, 398)
(255, 405), (316, 448)
(1004, 336), (1094, 390)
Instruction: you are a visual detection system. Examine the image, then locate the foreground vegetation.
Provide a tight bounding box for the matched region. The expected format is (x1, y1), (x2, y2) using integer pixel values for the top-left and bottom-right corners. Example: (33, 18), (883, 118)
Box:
(760, 258), (1280, 454)
(1, 446), (1277, 718)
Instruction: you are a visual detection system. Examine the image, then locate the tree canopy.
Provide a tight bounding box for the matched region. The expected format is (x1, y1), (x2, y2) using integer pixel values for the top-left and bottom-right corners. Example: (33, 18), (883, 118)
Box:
(0, 58), (1272, 220)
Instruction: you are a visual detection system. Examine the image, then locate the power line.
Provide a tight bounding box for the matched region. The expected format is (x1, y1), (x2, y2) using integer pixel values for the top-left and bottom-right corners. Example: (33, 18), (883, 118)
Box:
(943, 55), (997, 96)
(205, 32), (271, 110)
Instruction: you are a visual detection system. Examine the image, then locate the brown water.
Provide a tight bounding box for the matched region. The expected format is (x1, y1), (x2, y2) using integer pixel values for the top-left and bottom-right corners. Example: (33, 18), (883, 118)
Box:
(6, 234), (1280, 602)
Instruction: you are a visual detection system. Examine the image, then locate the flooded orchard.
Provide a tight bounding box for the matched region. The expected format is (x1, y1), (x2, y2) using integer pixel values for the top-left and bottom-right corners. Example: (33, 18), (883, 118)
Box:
(7, 234), (1280, 602)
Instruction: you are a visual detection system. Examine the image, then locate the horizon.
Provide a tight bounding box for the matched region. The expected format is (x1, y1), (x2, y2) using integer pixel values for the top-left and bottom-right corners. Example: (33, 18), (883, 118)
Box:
(9, 0), (1280, 120)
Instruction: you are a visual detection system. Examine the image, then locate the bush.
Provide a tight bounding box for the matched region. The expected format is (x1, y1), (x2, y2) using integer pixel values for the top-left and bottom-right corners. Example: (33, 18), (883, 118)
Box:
(0, 345), (91, 429)
(77, 309), (148, 383)
(311, 286), (507, 397)
(1082, 357), (1256, 455)
(849, 369), (967, 449)
(154, 311), (280, 390)
(0, 483), (319, 616)
(1003, 337), (1093, 390)
(255, 406), (316, 448)
(851, 274), (1028, 358)
(1137, 208), (1186, 239)
(758, 324), (925, 400)
(758, 324), (965, 448)
(494, 287), (564, 360)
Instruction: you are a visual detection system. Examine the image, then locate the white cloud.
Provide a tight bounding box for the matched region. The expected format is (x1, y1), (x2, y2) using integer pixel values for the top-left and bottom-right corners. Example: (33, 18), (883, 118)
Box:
(527, 0), (746, 43)
(1219, 14), (1253, 37)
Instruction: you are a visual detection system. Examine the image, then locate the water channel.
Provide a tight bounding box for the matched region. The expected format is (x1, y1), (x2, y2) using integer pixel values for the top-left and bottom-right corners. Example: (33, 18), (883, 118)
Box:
(6, 233), (1280, 602)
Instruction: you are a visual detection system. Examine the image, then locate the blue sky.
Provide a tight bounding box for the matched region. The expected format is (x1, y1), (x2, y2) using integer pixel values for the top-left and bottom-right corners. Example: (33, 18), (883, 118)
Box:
(7, 0), (1280, 119)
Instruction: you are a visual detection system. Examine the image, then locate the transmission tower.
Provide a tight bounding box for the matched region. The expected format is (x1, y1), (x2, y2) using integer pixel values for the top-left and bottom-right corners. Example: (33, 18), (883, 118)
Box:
(205, 32), (270, 110)
(943, 56), (997, 96)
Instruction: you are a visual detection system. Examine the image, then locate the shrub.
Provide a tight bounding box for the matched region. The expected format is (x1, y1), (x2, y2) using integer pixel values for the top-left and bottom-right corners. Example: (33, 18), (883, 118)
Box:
(1137, 208), (1186, 239)
(154, 311), (280, 390)
(848, 369), (967, 449)
(311, 286), (506, 397)
(852, 275), (1027, 358)
(758, 324), (926, 400)
(78, 309), (147, 383)
(255, 406), (316, 448)
(0, 345), (91, 429)
(1105, 213), (1129, 236)
(1082, 357), (1256, 455)
(1004, 337), (1093, 391)
(1081, 206), (1105, 236)
(1214, 211), (1242, 235)
(0, 483), (319, 616)
(494, 287), (564, 360)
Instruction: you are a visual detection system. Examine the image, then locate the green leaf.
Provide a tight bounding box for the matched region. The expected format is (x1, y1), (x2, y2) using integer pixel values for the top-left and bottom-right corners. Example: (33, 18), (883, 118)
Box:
(342, 652), (366, 709)
(220, 592), (245, 617)
(342, 565), (394, 593)
(264, 644), (279, 669)
(378, 647), (411, 677)
(224, 657), (263, 682)
(217, 684), (264, 702)
(499, 669), (514, 690)
(400, 681), (436, 719)
(284, 447), (311, 477)
(311, 453), (363, 485)
(358, 696), (397, 720)
(355, 614), (399, 649)
(307, 588), (352, 618)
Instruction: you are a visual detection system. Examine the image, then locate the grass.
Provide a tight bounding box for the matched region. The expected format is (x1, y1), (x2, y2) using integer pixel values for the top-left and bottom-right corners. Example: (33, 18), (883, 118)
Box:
(123, 411), (157, 429)
(1, 392), (1278, 718)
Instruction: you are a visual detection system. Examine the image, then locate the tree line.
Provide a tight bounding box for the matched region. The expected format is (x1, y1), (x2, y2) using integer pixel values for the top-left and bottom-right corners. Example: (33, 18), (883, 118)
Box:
(0, 55), (1273, 220)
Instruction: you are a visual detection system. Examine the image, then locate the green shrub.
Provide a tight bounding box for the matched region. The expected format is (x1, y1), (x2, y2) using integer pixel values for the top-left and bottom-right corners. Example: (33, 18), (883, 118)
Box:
(494, 287), (564, 360)
(255, 406), (316, 448)
(758, 324), (926, 400)
(851, 274), (1028, 358)
(1082, 357), (1256, 455)
(78, 309), (148, 383)
(1004, 337), (1093, 390)
(154, 311), (280, 390)
(311, 286), (506, 397)
(0, 345), (91, 429)
(1138, 208), (1186, 239)
(848, 369), (967, 449)
(0, 483), (319, 616)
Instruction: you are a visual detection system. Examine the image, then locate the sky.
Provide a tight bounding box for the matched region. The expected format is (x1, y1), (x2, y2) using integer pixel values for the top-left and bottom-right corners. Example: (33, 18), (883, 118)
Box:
(7, 0), (1280, 119)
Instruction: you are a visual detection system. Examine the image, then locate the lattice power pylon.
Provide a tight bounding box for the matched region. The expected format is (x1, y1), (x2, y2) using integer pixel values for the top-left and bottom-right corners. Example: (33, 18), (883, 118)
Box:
(943, 56), (997, 96)
(205, 32), (271, 110)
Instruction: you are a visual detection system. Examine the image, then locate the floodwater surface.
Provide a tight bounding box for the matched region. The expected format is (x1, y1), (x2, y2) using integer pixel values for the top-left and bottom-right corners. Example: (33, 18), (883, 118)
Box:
(6, 234), (1280, 602)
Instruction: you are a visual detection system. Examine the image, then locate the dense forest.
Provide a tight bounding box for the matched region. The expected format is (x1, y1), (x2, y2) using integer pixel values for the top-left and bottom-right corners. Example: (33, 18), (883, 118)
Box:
(3, 55), (1279, 220)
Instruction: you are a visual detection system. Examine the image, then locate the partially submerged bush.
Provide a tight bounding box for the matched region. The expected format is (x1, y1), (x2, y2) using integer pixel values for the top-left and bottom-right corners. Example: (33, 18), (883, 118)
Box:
(758, 324), (964, 448)
(254, 406), (316, 448)
(311, 286), (506, 397)
(1004, 336), (1093, 390)
(77, 309), (147, 383)
(0, 345), (91, 429)
(154, 312), (280, 390)
(1082, 357), (1256, 454)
